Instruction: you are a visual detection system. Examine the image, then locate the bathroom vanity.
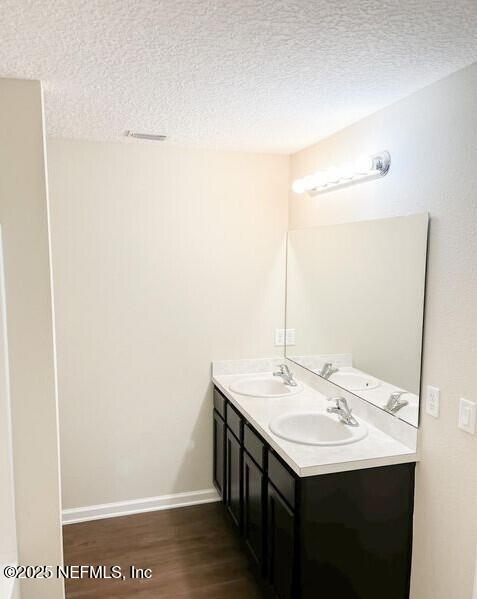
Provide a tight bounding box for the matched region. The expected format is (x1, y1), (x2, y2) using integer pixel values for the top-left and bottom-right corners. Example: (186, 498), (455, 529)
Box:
(212, 371), (417, 599)
(210, 214), (427, 598)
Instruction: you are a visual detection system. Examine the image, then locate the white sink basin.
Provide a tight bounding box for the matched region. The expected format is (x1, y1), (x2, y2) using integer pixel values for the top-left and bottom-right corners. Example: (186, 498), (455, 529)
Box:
(329, 371), (380, 391)
(269, 411), (368, 446)
(229, 376), (302, 398)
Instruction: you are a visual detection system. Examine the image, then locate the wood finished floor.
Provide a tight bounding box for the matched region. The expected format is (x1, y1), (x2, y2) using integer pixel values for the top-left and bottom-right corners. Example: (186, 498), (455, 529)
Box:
(63, 502), (263, 598)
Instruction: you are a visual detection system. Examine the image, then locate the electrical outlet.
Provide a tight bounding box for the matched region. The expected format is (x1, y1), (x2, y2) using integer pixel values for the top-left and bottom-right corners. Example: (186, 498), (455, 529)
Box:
(275, 329), (285, 346)
(285, 329), (296, 346)
(426, 385), (440, 418)
(458, 398), (476, 434)
(275, 329), (296, 346)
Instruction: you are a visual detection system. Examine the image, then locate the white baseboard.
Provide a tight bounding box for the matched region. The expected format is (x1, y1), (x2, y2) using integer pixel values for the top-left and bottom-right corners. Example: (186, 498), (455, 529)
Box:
(62, 488), (220, 525)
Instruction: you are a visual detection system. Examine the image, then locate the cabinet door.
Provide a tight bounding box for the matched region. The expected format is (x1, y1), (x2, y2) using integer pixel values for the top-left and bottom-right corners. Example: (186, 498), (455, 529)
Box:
(267, 483), (295, 599)
(213, 410), (225, 500)
(225, 429), (242, 529)
(243, 452), (265, 570)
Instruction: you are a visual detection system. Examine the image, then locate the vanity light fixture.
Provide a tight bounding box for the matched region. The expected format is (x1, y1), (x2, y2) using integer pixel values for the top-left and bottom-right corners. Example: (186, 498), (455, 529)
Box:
(292, 151), (391, 196)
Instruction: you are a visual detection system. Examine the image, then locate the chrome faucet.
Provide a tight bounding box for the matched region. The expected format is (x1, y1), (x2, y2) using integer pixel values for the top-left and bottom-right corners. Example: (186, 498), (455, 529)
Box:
(273, 364), (298, 387)
(384, 391), (409, 414)
(319, 362), (339, 380)
(327, 396), (359, 426)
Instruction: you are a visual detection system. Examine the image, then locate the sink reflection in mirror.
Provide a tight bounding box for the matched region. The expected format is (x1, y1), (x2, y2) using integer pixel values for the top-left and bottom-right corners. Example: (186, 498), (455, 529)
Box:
(285, 214), (429, 427)
(328, 368), (379, 391)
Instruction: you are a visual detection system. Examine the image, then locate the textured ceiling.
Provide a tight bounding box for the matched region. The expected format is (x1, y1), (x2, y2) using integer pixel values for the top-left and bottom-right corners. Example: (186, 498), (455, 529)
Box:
(1, 0), (477, 153)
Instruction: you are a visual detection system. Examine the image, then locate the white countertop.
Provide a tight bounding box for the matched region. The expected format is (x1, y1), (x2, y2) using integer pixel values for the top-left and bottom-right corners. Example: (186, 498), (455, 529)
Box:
(213, 371), (418, 477)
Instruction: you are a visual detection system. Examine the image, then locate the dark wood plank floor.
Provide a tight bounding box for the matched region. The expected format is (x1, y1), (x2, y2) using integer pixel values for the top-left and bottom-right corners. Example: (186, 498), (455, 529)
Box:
(63, 502), (263, 598)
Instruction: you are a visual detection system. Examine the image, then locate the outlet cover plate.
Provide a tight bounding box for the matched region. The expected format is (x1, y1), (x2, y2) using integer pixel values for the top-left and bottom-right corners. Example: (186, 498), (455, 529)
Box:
(426, 385), (440, 418)
(285, 328), (296, 346)
(275, 328), (285, 346)
(275, 328), (296, 347)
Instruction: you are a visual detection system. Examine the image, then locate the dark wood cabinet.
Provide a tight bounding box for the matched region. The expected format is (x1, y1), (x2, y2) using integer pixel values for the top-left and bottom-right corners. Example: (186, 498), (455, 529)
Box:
(212, 409), (225, 500)
(267, 482), (296, 599)
(243, 451), (265, 571)
(299, 465), (415, 599)
(212, 385), (415, 599)
(225, 427), (242, 529)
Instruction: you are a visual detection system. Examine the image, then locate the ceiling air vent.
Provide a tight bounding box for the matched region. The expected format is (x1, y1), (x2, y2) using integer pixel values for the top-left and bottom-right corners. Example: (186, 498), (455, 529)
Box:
(125, 131), (167, 141)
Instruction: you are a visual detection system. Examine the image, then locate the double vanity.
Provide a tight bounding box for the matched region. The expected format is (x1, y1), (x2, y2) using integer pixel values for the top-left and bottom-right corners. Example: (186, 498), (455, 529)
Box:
(212, 361), (418, 599)
(211, 214), (428, 598)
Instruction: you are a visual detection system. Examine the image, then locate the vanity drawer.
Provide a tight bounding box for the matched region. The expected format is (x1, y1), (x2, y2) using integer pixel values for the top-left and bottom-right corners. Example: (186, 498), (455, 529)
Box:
(244, 424), (265, 469)
(227, 402), (243, 441)
(213, 388), (226, 419)
(268, 452), (296, 510)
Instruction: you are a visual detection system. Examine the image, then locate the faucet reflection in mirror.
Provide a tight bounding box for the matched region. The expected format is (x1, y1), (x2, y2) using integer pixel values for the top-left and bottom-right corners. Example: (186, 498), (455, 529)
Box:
(319, 362), (339, 380)
(384, 391), (409, 415)
(285, 213), (429, 427)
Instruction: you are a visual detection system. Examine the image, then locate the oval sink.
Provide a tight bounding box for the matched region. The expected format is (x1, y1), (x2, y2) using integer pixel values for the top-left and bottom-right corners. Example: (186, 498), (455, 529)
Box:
(229, 376), (302, 398)
(329, 371), (380, 391)
(269, 411), (368, 446)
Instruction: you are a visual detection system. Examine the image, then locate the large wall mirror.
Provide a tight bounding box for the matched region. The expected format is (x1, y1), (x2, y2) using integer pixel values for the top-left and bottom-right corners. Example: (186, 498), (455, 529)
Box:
(285, 213), (429, 427)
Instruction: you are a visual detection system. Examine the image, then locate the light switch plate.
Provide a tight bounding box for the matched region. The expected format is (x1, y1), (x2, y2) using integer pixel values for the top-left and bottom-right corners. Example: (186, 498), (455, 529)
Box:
(426, 385), (440, 418)
(458, 398), (476, 434)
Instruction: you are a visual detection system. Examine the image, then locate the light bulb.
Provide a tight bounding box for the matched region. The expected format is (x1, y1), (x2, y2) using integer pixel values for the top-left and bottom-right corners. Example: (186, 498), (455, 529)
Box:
(354, 154), (373, 175)
(292, 178), (306, 194)
(339, 161), (355, 180)
(303, 175), (318, 191)
(325, 166), (341, 184)
(313, 171), (326, 188)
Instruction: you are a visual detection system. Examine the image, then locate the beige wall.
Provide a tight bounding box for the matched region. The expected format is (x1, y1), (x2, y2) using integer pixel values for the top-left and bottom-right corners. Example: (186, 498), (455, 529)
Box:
(290, 62), (477, 599)
(0, 79), (64, 598)
(0, 231), (18, 595)
(48, 139), (289, 509)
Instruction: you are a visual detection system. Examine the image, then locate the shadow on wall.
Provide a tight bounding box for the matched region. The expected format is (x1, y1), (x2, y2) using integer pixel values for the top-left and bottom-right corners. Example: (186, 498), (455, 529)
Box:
(172, 381), (215, 494)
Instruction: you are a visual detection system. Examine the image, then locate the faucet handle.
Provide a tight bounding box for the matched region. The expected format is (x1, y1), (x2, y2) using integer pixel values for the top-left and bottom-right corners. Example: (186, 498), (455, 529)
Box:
(273, 364), (297, 386)
(326, 396), (358, 426)
(390, 390), (407, 401)
(327, 396), (347, 408)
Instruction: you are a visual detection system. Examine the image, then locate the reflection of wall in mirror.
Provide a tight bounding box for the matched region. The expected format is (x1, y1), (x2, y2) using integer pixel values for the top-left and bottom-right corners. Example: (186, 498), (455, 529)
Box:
(286, 214), (428, 395)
